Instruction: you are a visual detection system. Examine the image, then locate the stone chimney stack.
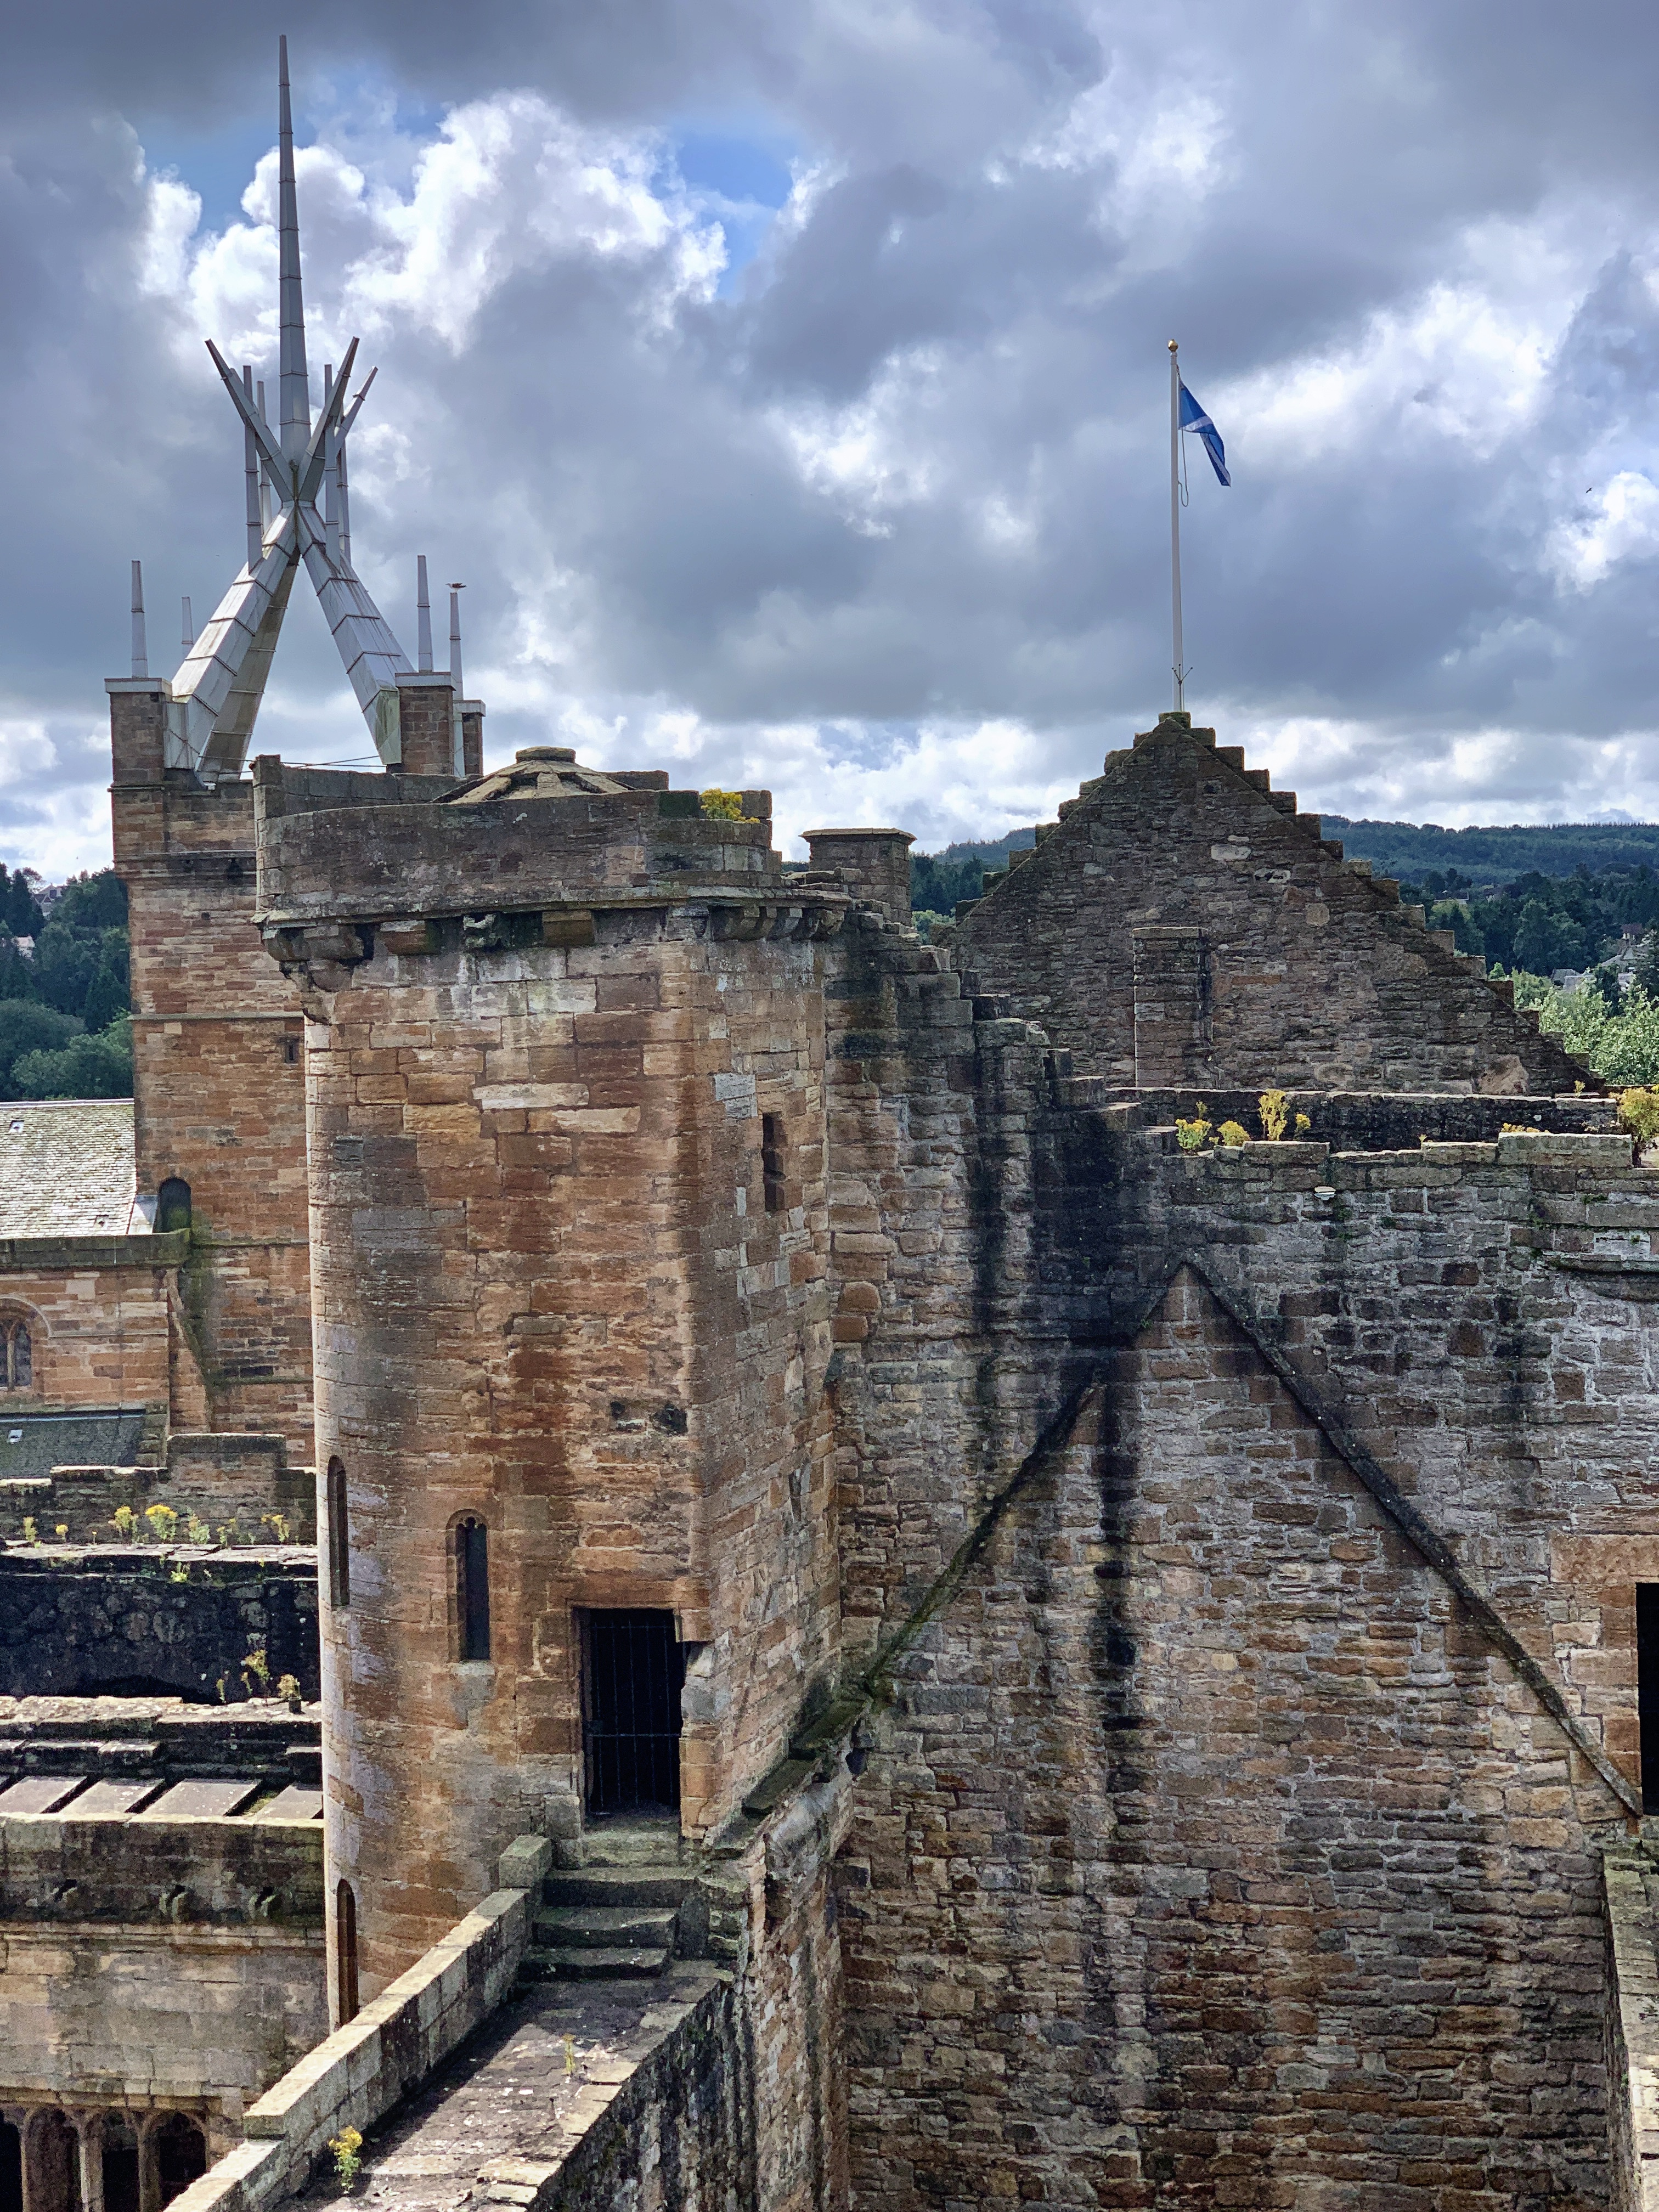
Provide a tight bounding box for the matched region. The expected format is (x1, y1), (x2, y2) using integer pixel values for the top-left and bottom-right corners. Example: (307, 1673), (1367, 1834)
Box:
(802, 827), (915, 926)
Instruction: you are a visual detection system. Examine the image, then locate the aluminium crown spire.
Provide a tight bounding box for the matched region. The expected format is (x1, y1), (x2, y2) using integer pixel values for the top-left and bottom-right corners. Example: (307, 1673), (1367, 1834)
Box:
(154, 42), (415, 779)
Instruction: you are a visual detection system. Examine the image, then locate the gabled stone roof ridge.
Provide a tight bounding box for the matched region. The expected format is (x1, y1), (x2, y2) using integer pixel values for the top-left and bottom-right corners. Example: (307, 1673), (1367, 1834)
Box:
(956, 709), (1591, 1081)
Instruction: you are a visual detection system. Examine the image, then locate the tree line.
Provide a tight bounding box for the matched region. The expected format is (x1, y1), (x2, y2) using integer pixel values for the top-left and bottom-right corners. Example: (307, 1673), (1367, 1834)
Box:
(0, 865), (132, 1099)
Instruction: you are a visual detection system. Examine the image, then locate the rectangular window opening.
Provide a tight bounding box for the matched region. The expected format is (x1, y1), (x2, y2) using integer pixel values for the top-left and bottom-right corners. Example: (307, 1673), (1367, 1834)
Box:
(1640, 1584), (1659, 1813)
(582, 1609), (684, 1818)
(457, 1519), (490, 1662)
(761, 1112), (786, 1215)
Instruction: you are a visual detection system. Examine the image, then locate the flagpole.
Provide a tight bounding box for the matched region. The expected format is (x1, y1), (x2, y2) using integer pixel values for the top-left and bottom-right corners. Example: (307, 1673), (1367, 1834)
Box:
(1169, 338), (1183, 713)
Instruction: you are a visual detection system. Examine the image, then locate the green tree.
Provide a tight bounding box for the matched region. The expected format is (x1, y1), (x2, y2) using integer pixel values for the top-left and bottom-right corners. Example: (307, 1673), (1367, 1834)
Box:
(0, 1001), (82, 1094)
(12, 1017), (132, 1099)
(51, 871), (127, 933)
(2, 869), (43, 939)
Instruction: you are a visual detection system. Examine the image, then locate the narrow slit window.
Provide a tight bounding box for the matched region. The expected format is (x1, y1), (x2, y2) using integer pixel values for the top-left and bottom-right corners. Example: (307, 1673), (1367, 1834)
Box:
(1640, 1584), (1659, 1813)
(761, 1113), (785, 1215)
(326, 1459), (349, 1609)
(456, 1517), (490, 1662)
(336, 1880), (359, 2023)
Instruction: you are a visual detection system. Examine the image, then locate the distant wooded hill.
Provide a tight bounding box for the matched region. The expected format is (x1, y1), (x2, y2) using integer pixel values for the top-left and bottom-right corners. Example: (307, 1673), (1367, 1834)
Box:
(1315, 817), (1659, 885)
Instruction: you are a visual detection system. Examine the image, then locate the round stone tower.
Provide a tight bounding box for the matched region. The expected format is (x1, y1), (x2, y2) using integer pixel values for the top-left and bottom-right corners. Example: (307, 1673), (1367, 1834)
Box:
(256, 749), (849, 2006)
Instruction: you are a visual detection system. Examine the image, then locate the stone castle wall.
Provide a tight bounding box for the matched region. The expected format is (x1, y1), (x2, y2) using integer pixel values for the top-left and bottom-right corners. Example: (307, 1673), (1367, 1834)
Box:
(830, 1098), (1659, 2209)
(112, 723), (313, 1448)
(0, 1802), (325, 2135)
(222, 725), (1659, 2208)
(0, 1235), (178, 1412)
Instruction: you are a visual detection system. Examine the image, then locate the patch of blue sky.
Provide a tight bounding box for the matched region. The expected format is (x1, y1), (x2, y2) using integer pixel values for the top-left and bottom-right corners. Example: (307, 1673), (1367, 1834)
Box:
(135, 65), (444, 236)
(136, 109), (274, 234)
(663, 127), (797, 295)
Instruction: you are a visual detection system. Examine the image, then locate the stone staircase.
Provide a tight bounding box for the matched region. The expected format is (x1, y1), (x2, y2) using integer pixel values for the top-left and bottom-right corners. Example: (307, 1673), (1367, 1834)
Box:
(523, 1816), (699, 1982)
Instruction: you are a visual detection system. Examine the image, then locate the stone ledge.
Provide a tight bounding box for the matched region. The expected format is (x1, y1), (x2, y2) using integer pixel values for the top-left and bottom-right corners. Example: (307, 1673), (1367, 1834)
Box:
(0, 1231), (189, 1272)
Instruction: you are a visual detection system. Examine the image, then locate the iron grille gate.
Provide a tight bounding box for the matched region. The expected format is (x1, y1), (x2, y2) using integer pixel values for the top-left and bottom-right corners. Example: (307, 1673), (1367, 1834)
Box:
(583, 1609), (684, 1815)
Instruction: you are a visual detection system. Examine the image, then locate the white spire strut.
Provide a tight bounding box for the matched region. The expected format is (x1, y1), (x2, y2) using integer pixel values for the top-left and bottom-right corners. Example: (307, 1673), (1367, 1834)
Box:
(159, 41), (414, 777)
(181, 597), (194, 656)
(130, 562), (148, 680)
(416, 557), (433, 672)
(242, 366), (262, 569)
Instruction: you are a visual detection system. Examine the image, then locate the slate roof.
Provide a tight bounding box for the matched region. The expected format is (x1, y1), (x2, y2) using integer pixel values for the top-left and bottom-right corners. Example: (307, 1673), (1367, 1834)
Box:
(0, 1099), (139, 1238)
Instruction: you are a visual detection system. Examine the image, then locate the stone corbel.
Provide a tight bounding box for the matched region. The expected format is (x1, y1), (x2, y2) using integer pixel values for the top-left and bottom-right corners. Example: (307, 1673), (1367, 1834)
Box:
(259, 922), (366, 988)
(712, 902), (771, 942)
(461, 913), (511, 951)
(541, 907), (597, 949)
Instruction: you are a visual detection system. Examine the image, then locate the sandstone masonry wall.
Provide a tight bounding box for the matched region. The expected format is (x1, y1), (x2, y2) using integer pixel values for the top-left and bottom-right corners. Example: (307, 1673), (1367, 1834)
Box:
(0, 1809), (324, 2130)
(114, 765), (312, 1446)
(832, 1103), (1659, 2207)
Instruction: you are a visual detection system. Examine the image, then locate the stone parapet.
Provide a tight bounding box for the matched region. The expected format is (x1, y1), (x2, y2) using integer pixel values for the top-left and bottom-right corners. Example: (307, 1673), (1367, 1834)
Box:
(0, 1798), (322, 1927)
(0, 1230), (188, 1273)
(165, 1844), (550, 2212)
(257, 787), (789, 932)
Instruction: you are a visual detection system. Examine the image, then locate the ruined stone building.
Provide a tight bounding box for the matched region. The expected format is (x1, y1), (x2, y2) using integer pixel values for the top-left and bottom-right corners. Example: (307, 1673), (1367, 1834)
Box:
(10, 44), (1659, 2212)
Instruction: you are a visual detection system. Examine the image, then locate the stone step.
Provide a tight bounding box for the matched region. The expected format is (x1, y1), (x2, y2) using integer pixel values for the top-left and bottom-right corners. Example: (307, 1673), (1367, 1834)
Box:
(535, 1905), (678, 1949)
(523, 1944), (670, 1982)
(575, 1820), (685, 1868)
(543, 1866), (694, 1910)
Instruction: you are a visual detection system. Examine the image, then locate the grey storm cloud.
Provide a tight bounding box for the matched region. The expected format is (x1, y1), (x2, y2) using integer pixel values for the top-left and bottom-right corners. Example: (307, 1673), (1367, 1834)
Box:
(6, 1), (1659, 872)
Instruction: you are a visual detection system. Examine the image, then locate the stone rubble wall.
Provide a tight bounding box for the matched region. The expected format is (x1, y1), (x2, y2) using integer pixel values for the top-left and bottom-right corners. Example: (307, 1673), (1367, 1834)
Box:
(951, 714), (1589, 1096)
(0, 1548), (319, 1701)
(830, 1081), (1659, 2207)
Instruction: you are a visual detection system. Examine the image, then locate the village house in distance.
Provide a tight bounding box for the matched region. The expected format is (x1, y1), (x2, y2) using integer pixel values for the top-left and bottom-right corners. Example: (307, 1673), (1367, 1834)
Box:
(5, 40), (1659, 2212)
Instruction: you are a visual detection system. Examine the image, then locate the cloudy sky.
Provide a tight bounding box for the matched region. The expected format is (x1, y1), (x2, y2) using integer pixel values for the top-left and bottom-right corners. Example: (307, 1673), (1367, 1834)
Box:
(5, 2), (1659, 875)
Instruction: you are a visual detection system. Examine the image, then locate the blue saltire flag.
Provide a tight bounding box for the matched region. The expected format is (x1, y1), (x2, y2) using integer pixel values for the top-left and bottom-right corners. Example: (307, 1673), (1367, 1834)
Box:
(1178, 381), (1231, 486)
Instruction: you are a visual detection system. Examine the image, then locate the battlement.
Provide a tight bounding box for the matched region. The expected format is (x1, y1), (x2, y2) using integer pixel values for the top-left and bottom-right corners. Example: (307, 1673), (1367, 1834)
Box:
(255, 749), (792, 934)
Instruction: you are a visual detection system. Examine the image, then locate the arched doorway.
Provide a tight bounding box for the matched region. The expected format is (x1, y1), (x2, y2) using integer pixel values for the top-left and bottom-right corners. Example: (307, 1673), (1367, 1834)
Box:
(152, 2113), (207, 2207)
